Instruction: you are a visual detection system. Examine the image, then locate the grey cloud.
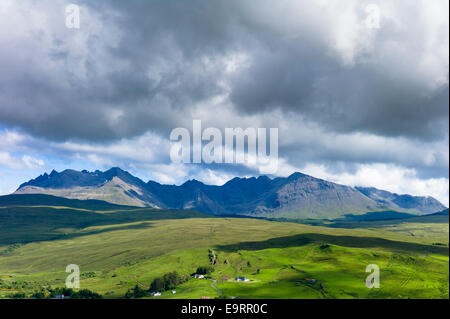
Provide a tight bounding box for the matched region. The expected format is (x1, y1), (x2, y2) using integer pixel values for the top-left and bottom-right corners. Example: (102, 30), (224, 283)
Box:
(228, 12), (449, 140)
(0, 0), (448, 186)
(0, 0), (237, 141)
(0, 0), (447, 142)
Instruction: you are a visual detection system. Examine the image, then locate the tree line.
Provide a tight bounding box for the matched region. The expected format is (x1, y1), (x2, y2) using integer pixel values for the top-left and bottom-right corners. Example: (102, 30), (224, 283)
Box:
(125, 271), (189, 298)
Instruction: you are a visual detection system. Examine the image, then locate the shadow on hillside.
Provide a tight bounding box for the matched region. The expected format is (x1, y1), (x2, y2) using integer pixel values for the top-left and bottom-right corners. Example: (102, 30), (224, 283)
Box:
(49, 221), (156, 242)
(0, 206), (212, 246)
(268, 210), (449, 229)
(216, 233), (449, 256)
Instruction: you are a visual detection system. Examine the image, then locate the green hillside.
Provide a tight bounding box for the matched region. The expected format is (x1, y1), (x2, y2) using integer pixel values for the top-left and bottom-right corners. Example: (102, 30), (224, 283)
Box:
(0, 199), (447, 299)
(0, 206), (211, 246)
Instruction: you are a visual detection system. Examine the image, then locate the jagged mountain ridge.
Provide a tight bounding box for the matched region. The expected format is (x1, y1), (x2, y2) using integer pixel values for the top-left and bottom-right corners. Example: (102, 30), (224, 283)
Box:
(16, 168), (164, 208)
(14, 167), (447, 219)
(355, 186), (446, 214)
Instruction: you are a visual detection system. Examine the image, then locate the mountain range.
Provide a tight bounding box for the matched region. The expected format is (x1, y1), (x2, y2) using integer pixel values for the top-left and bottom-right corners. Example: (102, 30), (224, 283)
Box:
(14, 167), (447, 219)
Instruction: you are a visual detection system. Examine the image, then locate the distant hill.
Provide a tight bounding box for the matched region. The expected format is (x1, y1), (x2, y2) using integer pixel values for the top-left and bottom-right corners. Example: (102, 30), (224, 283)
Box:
(13, 167), (447, 219)
(355, 187), (446, 214)
(410, 208), (450, 223)
(0, 193), (137, 211)
(430, 208), (450, 216)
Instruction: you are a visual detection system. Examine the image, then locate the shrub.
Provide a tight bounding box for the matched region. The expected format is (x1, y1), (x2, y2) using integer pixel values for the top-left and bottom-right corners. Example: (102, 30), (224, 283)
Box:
(31, 291), (46, 299)
(11, 292), (26, 299)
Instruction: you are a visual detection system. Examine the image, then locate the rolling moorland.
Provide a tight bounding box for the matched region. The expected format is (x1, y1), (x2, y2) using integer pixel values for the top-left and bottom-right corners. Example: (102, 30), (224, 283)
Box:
(0, 191), (448, 299)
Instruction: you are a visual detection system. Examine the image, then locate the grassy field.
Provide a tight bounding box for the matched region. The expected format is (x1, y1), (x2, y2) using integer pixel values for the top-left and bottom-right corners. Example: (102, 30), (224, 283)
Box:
(0, 202), (448, 299)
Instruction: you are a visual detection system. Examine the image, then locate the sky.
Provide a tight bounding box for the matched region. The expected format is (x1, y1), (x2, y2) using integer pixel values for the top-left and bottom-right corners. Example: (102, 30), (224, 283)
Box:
(0, 0), (448, 206)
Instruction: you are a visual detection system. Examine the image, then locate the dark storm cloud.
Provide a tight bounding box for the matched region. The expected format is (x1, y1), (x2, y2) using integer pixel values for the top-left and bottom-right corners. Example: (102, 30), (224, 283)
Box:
(227, 3), (449, 140)
(0, 0), (447, 143)
(0, 0), (239, 141)
(231, 54), (449, 139)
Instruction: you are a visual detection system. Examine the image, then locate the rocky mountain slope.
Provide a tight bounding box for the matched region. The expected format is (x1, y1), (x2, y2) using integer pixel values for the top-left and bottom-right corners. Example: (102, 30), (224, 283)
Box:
(355, 186), (446, 214)
(14, 168), (446, 219)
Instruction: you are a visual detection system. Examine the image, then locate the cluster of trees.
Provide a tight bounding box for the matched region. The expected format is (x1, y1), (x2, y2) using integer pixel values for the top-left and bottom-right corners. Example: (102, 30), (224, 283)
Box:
(9, 287), (102, 299)
(10, 292), (26, 299)
(124, 285), (148, 299)
(195, 266), (214, 275)
(124, 271), (190, 298)
(150, 271), (189, 292)
(31, 287), (102, 299)
(50, 287), (102, 299)
(124, 264), (218, 299)
(0, 279), (44, 290)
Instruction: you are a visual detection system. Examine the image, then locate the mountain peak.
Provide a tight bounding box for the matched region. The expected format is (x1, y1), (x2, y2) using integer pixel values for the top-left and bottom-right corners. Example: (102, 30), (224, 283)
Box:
(104, 167), (129, 177)
(106, 167), (125, 173)
(182, 179), (205, 187)
(287, 172), (308, 180)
